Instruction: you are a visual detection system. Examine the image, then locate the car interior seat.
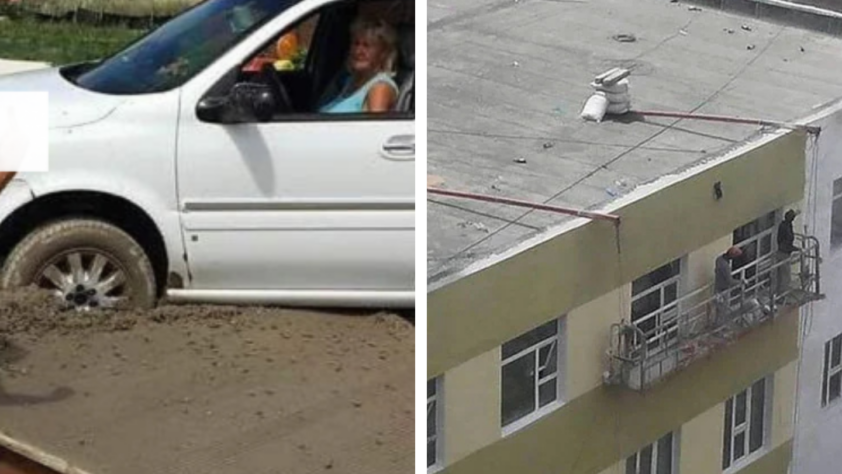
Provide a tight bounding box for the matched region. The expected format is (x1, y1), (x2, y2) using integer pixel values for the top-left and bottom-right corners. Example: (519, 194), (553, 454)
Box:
(394, 23), (414, 112)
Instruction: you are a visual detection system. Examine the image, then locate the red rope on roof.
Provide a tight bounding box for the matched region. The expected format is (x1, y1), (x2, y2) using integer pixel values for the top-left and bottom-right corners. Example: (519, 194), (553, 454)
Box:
(427, 187), (621, 223)
(631, 110), (821, 134)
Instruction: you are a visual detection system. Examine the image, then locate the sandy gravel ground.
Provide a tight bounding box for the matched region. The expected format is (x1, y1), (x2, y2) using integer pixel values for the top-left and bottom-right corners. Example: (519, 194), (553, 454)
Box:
(0, 289), (414, 474)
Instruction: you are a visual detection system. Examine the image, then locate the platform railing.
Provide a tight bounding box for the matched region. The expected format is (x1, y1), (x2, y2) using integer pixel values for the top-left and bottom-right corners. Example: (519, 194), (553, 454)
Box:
(605, 234), (822, 391)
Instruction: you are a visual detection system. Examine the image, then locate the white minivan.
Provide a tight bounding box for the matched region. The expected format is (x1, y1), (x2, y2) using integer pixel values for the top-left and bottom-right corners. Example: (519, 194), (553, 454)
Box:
(0, 0), (415, 309)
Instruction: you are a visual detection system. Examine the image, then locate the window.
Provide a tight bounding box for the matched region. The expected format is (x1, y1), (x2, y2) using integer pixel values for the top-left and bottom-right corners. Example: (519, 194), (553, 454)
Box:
(243, 15), (320, 72)
(71, 0), (304, 94)
(501, 318), (564, 429)
(222, 0), (415, 120)
(822, 333), (842, 407)
(732, 211), (777, 298)
(832, 178), (842, 250)
(626, 432), (675, 474)
(722, 378), (768, 470)
(427, 378), (440, 469)
(631, 259), (681, 352)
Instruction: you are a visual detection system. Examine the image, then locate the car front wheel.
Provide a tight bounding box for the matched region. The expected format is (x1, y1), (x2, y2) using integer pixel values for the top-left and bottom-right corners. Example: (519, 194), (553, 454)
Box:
(1, 219), (157, 310)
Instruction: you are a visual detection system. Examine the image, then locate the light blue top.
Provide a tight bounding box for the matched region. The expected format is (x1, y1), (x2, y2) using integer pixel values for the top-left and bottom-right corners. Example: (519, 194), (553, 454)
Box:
(319, 72), (398, 114)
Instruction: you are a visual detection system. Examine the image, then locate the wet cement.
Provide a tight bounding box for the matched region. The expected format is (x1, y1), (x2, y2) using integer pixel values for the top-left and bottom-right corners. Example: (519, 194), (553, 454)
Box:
(0, 289), (414, 474)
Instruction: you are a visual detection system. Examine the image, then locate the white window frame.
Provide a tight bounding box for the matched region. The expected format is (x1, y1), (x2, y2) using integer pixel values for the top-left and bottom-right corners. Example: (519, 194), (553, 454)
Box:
(822, 333), (842, 408)
(732, 211), (778, 300)
(626, 431), (679, 474)
(427, 377), (442, 472)
(832, 178), (842, 251)
(631, 259), (682, 353)
(500, 317), (566, 436)
(722, 376), (772, 473)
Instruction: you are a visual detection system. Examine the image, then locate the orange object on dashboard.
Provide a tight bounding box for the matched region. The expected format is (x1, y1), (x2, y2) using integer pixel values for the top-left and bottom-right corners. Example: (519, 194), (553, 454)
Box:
(276, 32), (299, 60)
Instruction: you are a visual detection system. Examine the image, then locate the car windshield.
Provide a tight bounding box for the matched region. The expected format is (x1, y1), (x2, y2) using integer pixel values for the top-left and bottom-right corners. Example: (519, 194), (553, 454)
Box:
(69, 0), (301, 95)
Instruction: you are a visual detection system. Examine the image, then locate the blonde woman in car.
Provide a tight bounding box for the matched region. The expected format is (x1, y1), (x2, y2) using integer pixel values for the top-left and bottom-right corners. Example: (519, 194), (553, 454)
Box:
(320, 17), (398, 113)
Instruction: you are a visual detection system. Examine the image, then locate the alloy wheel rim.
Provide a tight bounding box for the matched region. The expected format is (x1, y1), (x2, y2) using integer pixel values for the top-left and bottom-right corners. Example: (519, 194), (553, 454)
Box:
(35, 249), (128, 310)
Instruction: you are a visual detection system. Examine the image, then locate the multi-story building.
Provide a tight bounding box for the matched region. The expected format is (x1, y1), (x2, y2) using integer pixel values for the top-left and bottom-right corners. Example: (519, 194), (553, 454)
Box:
(791, 100), (842, 474)
(430, 128), (821, 474)
(427, 0), (842, 473)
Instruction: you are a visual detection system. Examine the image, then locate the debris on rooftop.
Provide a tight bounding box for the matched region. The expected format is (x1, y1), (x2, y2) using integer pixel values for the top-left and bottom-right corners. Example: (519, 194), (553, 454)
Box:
(606, 178), (633, 197)
(458, 221), (490, 233)
(490, 176), (505, 192)
(428, 174), (445, 187)
(612, 33), (637, 43)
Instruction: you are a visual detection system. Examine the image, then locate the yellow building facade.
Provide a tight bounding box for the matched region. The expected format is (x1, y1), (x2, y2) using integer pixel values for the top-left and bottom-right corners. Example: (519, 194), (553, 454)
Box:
(428, 130), (815, 474)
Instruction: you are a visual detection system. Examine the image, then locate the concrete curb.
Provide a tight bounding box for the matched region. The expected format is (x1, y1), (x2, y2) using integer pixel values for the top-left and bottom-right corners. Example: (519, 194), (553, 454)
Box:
(0, 431), (94, 474)
(686, 0), (842, 36)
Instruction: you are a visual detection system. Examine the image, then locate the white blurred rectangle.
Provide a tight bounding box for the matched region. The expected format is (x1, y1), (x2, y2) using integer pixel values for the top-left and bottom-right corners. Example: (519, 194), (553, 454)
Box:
(0, 92), (49, 172)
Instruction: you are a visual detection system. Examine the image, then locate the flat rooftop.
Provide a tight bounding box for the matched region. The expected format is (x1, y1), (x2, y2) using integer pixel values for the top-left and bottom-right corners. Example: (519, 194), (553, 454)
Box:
(427, 0), (842, 284)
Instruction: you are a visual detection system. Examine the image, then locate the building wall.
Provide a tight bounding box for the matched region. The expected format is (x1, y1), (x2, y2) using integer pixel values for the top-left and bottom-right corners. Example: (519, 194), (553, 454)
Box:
(429, 131), (807, 378)
(792, 104), (842, 474)
(567, 287), (629, 399)
(437, 313), (799, 474)
(595, 360), (798, 474)
(437, 236), (739, 466)
(430, 130), (810, 474)
(679, 403), (725, 474)
(441, 349), (501, 465)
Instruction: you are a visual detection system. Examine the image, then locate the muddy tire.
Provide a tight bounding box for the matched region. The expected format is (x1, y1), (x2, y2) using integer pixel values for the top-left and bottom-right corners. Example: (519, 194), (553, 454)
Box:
(1, 219), (157, 310)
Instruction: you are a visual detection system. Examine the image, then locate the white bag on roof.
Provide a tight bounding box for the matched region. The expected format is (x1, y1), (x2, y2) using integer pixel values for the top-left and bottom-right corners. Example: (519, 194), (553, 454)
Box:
(581, 92), (609, 122)
(603, 91), (630, 105)
(606, 101), (631, 115)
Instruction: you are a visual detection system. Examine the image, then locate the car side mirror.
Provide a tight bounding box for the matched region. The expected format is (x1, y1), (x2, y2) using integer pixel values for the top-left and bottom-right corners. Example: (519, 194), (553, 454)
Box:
(196, 96), (230, 123)
(196, 83), (276, 124)
(230, 82), (276, 123)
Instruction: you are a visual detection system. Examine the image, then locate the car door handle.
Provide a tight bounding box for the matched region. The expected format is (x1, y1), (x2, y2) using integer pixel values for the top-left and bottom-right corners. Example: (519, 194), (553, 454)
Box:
(384, 144), (414, 153)
(381, 135), (415, 160)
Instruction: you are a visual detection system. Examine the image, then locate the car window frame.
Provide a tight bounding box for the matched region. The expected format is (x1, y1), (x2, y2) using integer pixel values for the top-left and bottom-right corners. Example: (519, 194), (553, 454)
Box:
(196, 0), (414, 123)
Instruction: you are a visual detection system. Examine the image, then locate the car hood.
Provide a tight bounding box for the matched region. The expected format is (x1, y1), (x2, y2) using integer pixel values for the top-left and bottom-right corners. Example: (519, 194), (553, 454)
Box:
(0, 66), (125, 129)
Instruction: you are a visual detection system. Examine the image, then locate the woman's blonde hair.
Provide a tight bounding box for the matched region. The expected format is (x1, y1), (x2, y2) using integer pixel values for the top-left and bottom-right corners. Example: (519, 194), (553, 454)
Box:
(350, 17), (398, 75)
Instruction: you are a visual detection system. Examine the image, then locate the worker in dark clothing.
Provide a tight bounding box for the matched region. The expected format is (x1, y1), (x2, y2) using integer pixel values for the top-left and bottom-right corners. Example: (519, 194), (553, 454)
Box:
(714, 247), (744, 324)
(776, 210), (799, 301)
(714, 246), (767, 326)
(715, 246), (743, 293)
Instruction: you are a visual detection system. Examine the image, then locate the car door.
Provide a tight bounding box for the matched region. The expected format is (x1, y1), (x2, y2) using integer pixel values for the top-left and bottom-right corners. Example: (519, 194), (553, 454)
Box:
(175, 1), (414, 296)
